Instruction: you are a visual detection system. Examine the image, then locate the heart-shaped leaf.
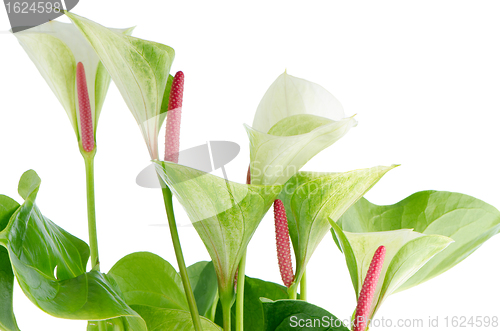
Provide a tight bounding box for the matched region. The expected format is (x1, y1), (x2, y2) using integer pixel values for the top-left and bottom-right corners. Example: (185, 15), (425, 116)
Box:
(187, 261), (218, 317)
(261, 299), (349, 331)
(338, 191), (500, 292)
(154, 161), (282, 301)
(277, 165), (397, 291)
(108, 252), (189, 311)
(67, 12), (175, 160)
(95, 254), (222, 331)
(0, 171), (146, 330)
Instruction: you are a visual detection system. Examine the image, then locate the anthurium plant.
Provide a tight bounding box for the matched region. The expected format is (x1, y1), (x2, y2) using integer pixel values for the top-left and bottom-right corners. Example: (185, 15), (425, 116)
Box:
(1, 11), (499, 331)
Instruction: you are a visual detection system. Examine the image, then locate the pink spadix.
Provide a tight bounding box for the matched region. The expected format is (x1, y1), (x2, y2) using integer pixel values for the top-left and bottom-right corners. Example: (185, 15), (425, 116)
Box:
(164, 71), (184, 163)
(353, 245), (386, 331)
(274, 199), (294, 288)
(76, 62), (95, 152)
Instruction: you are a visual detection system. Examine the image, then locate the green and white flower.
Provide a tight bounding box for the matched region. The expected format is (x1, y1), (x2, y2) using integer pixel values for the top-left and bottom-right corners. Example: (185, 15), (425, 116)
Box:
(14, 19), (133, 145)
(66, 12), (175, 160)
(331, 191), (500, 320)
(246, 72), (358, 186)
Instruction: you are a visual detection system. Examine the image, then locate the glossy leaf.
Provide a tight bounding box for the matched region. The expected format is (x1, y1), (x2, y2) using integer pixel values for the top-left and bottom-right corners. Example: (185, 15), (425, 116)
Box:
(0, 171), (146, 329)
(0, 196), (20, 331)
(67, 12), (175, 160)
(277, 165), (397, 288)
(261, 299), (349, 331)
(214, 276), (292, 330)
(14, 20), (133, 138)
(108, 252), (188, 311)
(238, 277), (290, 331)
(331, 223), (453, 320)
(187, 261), (218, 316)
(154, 161), (282, 297)
(338, 191), (500, 292)
(132, 305), (222, 331)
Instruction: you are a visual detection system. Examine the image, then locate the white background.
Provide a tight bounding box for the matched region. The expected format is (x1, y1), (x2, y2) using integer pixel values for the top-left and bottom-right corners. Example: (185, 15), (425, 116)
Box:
(1, 1), (500, 330)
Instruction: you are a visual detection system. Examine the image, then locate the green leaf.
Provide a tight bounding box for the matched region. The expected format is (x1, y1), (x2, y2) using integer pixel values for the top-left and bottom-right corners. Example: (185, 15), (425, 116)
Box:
(240, 277), (290, 331)
(214, 276), (291, 330)
(0, 171), (146, 329)
(15, 20), (133, 138)
(261, 299), (349, 331)
(277, 166), (397, 289)
(132, 305), (222, 331)
(0, 196), (20, 331)
(243, 277), (289, 329)
(67, 12), (175, 160)
(187, 261), (218, 316)
(338, 191), (500, 292)
(108, 252), (189, 311)
(330, 223), (452, 320)
(154, 161), (282, 298)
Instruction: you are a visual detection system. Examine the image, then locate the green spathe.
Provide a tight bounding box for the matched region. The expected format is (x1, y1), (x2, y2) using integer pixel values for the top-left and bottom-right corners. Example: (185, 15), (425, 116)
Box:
(246, 114), (357, 186)
(14, 19), (133, 140)
(154, 161), (282, 299)
(337, 191), (500, 292)
(277, 165), (397, 291)
(66, 12), (175, 160)
(247, 72), (357, 186)
(331, 224), (452, 320)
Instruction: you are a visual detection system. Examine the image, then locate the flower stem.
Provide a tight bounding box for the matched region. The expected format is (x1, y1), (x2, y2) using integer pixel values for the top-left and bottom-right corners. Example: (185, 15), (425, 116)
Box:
(287, 283), (298, 300)
(220, 292), (233, 331)
(235, 251), (247, 331)
(208, 290), (219, 322)
(160, 184), (203, 331)
(83, 152), (106, 330)
(300, 270), (307, 301)
(83, 153), (99, 271)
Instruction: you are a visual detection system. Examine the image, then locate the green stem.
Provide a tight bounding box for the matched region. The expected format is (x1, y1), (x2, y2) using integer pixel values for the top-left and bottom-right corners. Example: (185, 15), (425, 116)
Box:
(300, 270), (307, 301)
(82, 150), (103, 330)
(221, 293), (232, 331)
(160, 185), (203, 331)
(208, 290), (219, 322)
(235, 251), (247, 331)
(287, 283), (298, 300)
(83, 154), (99, 271)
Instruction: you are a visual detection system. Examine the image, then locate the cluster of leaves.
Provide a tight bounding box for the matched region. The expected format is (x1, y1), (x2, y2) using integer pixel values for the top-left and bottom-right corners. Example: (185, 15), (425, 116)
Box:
(0, 171), (345, 331)
(2, 164), (499, 330)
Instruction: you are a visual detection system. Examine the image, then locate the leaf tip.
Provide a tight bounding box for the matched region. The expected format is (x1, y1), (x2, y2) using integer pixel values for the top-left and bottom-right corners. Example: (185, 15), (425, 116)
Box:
(18, 170), (41, 200)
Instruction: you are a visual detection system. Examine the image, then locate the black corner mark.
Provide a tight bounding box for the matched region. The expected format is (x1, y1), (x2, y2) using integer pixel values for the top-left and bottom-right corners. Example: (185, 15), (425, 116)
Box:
(4, 0), (79, 33)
